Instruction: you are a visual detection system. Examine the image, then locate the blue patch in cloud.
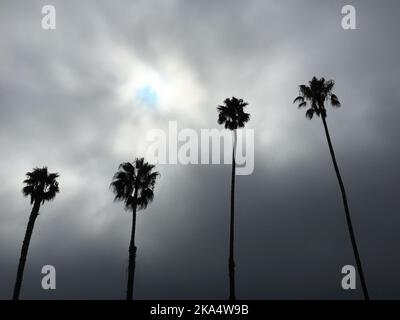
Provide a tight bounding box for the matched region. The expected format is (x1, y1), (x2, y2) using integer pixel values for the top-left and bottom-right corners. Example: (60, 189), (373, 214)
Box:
(135, 85), (159, 108)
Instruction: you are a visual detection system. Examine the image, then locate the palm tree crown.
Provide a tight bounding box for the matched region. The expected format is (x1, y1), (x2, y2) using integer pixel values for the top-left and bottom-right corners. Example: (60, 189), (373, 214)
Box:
(110, 158), (160, 211)
(22, 167), (59, 205)
(217, 97), (250, 130)
(293, 76), (341, 119)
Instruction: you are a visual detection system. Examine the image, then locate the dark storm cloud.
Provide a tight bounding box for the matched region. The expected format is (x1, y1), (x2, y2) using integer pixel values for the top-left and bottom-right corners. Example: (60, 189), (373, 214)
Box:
(0, 0), (400, 299)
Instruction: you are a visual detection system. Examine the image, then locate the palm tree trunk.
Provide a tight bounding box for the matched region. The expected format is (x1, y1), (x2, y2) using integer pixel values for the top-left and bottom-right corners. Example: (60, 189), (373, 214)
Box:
(321, 115), (369, 300)
(13, 199), (41, 300)
(126, 192), (138, 300)
(229, 130), (237, 300)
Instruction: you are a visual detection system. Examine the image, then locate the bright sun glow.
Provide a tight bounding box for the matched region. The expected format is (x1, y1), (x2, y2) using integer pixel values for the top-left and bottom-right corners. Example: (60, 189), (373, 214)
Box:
(118, 63), (170, 110)
(109, 47), (206, 157)
(111, 45), (204, 124)
(136, 85), (158, 107)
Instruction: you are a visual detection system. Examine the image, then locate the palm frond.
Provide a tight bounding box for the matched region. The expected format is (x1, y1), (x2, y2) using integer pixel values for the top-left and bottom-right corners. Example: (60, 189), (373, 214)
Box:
(217, 96), (250, 130)
(111, 158), (159, 212)
(22, 167), (60, 204)
(295, 77), (341, 119)
(330, 94), (341, 107)
(293, 96), (304, 104)
(305, 108), (315, 120)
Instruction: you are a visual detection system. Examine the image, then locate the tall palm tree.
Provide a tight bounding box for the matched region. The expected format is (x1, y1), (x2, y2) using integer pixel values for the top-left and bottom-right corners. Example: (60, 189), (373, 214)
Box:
(294, 77), (369, 300)
(217, 97), (250, 300)
(13, 167), (59, 300)
(110, 157), (160, 300)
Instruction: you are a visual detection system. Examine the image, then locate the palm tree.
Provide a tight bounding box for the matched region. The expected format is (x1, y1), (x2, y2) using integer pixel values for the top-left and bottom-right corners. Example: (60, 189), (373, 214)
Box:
(217, 97), (250, 300)
(293, 77), (369, 300)
(13, 167), (59, 300)
(110, 157), (160, 300)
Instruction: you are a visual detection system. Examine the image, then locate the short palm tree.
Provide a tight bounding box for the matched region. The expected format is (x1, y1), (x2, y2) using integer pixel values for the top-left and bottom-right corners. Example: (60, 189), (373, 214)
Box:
(110, 157), (160, 300)
(217, 97), (250, 300)
(294, 77), (369, 300)
(13, 167), (59, 300)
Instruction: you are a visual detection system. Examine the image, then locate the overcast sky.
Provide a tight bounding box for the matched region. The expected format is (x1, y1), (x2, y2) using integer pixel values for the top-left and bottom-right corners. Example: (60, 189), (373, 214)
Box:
(1, 0), (400, 299)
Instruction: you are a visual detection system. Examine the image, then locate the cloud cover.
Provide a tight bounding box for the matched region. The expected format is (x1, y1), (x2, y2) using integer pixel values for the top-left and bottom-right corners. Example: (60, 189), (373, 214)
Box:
(0, 0), (400, 299)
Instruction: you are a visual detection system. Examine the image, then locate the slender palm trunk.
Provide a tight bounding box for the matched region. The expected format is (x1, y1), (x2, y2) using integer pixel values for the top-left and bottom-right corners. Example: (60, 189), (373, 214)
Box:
(321, 115), (369, 300)
(13, 199), (41, 300)
(126, 191), (138, 300)
(229, 130), (237, 300)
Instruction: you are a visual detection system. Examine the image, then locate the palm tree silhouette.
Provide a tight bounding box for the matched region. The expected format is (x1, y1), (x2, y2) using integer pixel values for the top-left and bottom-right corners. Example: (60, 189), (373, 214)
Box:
(217, 97), (250, 300)
(294, 77), (369, 300)
(110, 157), (160, 300)
(13, 167), (59, 300)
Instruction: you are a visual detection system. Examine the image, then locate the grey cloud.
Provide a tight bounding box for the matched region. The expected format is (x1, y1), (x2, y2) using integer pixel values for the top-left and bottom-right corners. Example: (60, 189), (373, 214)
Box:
(0, 0), (400, 299)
